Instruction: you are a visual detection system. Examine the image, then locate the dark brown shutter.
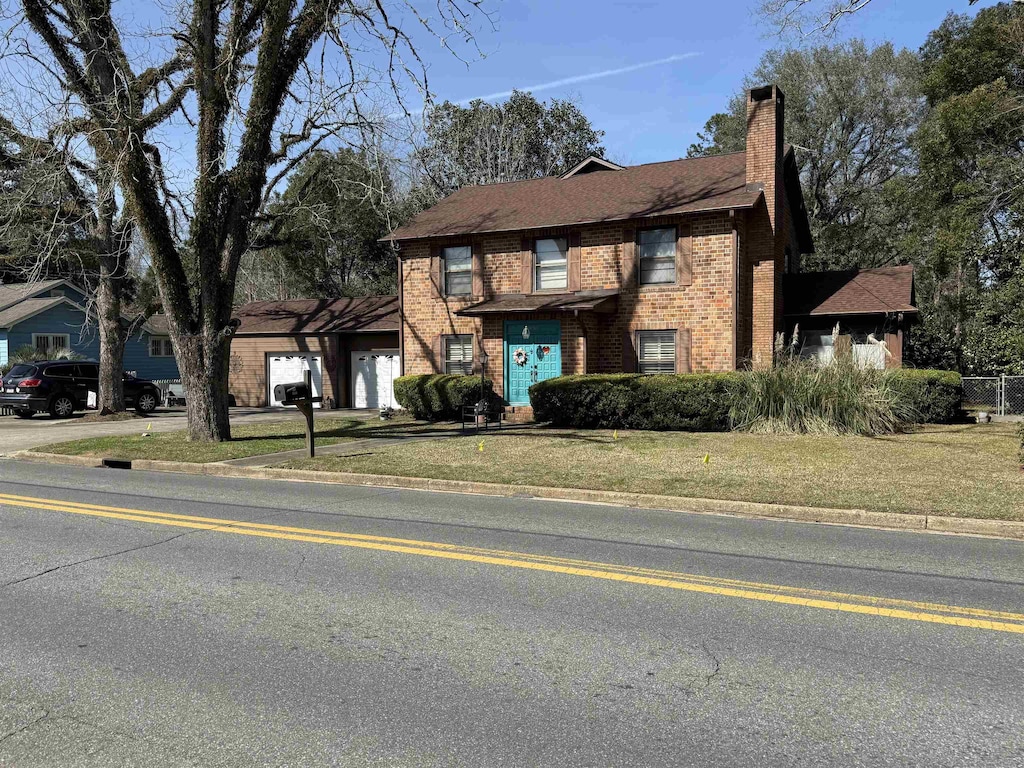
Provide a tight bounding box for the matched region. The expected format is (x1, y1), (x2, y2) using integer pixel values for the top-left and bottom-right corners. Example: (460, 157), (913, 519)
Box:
(471, 240), (484, 298)
(434, 334), (444, 374)
(621, 329), (637, 373)
(520, 236), (533, 294)
(568, 231), (582, 292)
(430, 245), (442, 298)
(676, 223), (692, 286)
(676, 327), (692, 374)
(621, 227), (636, 288)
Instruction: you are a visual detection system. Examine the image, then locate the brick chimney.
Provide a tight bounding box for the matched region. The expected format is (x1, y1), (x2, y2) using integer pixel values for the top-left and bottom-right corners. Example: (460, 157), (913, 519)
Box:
(745, 84), (786, 366)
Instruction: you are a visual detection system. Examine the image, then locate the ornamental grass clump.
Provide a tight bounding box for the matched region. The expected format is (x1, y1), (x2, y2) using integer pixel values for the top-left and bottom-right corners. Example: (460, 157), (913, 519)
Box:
(729, 327), (917, 436)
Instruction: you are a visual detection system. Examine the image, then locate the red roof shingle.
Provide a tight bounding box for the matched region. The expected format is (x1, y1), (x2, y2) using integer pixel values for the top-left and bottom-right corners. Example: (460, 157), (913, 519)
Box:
(784, 266), (917, 317)
(386, 153), (761, 241)
(233, 296), (399, 335)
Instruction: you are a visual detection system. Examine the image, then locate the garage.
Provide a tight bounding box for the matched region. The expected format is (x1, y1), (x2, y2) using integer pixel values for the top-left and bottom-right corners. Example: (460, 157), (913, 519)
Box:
(352, 350), (400, 409)
(267, 353), (323, 407)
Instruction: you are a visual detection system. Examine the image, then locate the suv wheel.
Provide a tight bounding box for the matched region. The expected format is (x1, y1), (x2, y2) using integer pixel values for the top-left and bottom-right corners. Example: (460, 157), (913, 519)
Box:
(135, 391), (158, 415)
(49, 395), (75, 419)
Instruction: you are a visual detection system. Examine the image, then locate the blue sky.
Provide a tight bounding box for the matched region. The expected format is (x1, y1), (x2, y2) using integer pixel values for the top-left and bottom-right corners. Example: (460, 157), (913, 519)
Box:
(415, 0), (986, 165)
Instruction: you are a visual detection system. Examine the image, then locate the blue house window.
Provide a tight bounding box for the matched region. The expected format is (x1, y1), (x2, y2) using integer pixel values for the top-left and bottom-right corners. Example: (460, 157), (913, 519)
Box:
(150, 336), (174, 357)
(32, 333), (71, 357)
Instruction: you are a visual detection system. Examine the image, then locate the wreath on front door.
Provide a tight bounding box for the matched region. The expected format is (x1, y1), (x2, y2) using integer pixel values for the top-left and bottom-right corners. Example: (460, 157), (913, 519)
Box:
(513, 348), (528, 366)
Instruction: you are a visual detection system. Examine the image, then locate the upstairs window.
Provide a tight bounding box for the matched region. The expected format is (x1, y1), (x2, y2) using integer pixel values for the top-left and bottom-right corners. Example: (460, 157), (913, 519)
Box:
(534, 237), (568, 291)
(637, 330), (676, 374)
(150, 336), (174, 357)
(444, 335), (474, 375)
(638, 227), (676, 285)
(443, 246), (472, 296)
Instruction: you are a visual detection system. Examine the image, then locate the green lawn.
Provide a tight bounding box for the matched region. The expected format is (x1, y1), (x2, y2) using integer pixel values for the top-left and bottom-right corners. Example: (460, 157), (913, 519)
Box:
(33, 415), (441, 463)
(282, 423), (1024, 521)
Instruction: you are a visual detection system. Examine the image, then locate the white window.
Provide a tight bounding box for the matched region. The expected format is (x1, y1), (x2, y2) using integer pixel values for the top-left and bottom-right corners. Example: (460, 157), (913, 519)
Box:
(534, 237), (568, 291)
(639, 227), (676, 285)
(638, 330), (676, 374)
(443, 246), (473, 296)
(800, 331), (835, 365)
(150, 336), (174, 357)
(31, 333), (71, 358)
(444, 335), (474, 375)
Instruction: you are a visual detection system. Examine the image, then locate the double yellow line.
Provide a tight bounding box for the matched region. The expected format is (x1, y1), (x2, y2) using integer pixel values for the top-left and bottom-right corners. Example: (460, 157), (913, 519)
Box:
(2, 491), (1024, 635)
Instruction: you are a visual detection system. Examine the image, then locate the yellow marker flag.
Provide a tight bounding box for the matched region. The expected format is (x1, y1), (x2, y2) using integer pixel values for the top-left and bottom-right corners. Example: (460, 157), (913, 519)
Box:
(478, 440), (485, 452)
(702, 453), (711, 466)
(613, 430), (618, 441)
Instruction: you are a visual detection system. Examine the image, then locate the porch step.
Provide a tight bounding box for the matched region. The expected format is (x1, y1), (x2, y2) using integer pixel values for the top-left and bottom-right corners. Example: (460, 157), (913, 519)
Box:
(503, 406), (534, 424)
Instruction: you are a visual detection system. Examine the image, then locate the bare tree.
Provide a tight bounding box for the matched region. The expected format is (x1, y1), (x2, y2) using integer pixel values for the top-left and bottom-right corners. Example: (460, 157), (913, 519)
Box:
(8, 0), (489, 441)
(758, 0), (986, 37)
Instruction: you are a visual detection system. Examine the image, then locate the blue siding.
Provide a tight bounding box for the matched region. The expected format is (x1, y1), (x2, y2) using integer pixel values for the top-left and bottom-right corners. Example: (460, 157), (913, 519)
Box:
(5, 303), (179, 380)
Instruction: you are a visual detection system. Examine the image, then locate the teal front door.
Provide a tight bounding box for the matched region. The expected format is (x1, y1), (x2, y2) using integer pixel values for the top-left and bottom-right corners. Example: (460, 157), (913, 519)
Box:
(504, 320), (561, 405)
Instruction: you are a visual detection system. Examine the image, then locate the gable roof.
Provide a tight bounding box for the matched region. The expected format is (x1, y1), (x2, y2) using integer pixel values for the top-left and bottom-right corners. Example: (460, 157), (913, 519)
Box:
(0, 296), (82, 329)
(783, 266), (917, 317)
(0, 279), (72, 312)
(560, 156), (626, 178)
(233, 296), (399, 335)
(386, 152), (764, 242)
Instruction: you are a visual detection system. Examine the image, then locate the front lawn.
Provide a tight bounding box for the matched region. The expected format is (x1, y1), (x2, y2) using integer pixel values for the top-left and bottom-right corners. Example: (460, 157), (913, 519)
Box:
(33, 415), (439, 463)
(282, 423), (1024, 521)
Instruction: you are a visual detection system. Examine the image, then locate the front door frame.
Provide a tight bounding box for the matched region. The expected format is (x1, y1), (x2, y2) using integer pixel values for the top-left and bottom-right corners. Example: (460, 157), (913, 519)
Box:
(503, 319), (561, 405)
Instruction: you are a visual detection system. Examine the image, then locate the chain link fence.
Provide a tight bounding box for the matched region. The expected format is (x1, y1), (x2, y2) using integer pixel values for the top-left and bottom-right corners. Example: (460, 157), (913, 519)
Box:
(963, 375), (1024, 416)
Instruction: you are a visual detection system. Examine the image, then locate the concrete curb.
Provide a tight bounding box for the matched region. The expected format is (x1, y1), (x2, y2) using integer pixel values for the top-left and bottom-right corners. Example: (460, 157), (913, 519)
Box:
(12, 450), (1024, 541)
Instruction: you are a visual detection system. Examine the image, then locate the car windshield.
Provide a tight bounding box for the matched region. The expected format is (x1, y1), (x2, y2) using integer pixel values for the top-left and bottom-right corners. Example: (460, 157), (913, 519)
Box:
(6, 364), (37, 379)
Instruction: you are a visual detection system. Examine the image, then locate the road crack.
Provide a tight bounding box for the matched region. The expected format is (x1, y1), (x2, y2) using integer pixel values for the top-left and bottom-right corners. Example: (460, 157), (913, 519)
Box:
(0, 710), (50, 748)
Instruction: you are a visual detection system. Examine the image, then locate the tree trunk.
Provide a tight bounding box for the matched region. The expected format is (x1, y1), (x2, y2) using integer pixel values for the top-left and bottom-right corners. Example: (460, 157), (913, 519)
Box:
(96, 257), (126, 415)
(177, 331), (232, 442)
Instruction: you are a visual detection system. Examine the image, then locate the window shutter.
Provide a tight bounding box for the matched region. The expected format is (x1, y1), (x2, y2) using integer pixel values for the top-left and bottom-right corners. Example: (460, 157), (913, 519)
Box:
(472, 240), (484, 298)
(520, 236), (533, 294)
(676, 223), (692, 286)
(621, 227), (636, 288)
(676, 327), (692, 373)
(429, 245), (442, 298)
(622, 329), (637, 373)
(433, 334), (443, 374)
(568, 231), (582, 292)
(472, 332), (483, 375)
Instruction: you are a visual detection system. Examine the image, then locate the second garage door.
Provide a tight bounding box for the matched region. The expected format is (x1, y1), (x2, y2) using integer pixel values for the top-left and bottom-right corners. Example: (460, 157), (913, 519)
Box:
(352, 350), (400, 409)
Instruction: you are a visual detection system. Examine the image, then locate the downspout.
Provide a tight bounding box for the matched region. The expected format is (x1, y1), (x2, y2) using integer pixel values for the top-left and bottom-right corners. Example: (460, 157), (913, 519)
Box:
(731, 210), (740, 371)
(396, 248), (405, 377)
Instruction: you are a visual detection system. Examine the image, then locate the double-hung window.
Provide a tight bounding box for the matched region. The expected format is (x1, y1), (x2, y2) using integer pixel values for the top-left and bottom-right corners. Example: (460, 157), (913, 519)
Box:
(638, 227), (676, 285)
(534, 237), (568, 291)
(150, 336), (174, 357)
(637, 330), (676, 374)
(31, 333), (71, 358)
(443, 246), (473, 296)
(444, 335), (474, 375)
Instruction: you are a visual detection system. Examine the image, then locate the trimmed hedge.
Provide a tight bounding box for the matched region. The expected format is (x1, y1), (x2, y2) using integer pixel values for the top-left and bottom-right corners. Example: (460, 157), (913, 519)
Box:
(889, 369), (963, 424)
(393, 374), (494, 421)
(529, 373), (741, 431)
(529, 369), (962, 431)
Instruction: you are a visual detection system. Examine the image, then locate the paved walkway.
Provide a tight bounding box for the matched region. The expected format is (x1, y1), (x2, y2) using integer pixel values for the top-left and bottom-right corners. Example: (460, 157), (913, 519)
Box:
(221, 422), (533, 467)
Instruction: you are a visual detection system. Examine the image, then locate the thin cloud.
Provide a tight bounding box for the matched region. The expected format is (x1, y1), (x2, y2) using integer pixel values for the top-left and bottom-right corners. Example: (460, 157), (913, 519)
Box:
(455, 52), (702, 104)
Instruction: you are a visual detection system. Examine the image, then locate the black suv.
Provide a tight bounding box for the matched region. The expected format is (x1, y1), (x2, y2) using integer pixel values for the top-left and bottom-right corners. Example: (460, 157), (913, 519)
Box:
(0, 361), (162, 419)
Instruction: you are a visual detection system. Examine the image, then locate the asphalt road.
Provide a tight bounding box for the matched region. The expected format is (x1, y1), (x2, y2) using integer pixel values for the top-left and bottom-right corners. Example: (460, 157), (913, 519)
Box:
(1, 459), (1022, 767)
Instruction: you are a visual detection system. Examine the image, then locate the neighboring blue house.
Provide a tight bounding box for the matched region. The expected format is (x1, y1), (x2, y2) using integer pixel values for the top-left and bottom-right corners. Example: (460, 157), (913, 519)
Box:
(0, 279), (179, 380)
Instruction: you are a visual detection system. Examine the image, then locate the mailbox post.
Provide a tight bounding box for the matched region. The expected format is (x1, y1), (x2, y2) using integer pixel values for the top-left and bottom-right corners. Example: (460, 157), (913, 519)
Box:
(272, 369), (323, 458)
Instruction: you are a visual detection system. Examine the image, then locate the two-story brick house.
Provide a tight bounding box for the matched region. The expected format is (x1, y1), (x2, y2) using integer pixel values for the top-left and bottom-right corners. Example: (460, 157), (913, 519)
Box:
(386, 85), (817, 413)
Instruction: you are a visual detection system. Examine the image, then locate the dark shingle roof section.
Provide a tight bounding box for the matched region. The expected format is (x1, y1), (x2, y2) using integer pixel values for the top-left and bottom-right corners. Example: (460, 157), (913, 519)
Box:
(784, 266), (917, 317)
(456, 289), (620, 316)
(0, 296), (67, 328)
(386, 153), (761, 241)
(233, 296), (399, 334)
(0, 280), (67, 312)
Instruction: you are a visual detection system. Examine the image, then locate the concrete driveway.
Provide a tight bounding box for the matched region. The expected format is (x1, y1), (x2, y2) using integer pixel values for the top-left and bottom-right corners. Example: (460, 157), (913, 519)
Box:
(0, 407), (350, 455)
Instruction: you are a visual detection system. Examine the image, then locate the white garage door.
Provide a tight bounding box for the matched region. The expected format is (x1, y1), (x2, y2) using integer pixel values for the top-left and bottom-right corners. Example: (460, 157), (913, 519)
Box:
(352, 350), (400, 409)
(267, 353), (323, 407)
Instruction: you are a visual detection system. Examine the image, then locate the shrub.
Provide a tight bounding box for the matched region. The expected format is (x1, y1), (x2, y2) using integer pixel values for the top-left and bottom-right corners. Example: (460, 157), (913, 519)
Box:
(729, 347), (915, 436)
(393, 374), (494, 421)
(529, 373), (740, 431)
(889, 369), (963, 424)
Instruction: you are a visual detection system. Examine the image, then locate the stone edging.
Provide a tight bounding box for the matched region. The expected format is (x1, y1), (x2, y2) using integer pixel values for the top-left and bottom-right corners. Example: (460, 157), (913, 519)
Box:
(12, 450), (1024, 541)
